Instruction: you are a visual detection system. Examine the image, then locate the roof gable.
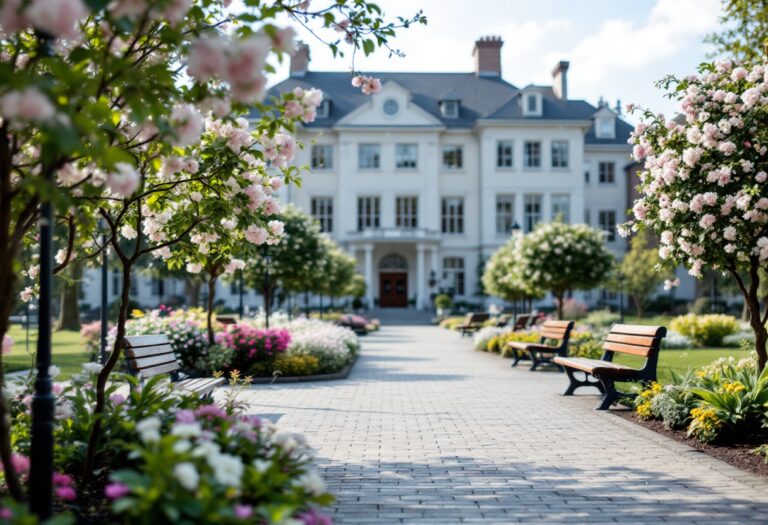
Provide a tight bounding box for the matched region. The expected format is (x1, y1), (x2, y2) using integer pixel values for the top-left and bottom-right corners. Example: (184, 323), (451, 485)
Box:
(335, 80), (443, 127)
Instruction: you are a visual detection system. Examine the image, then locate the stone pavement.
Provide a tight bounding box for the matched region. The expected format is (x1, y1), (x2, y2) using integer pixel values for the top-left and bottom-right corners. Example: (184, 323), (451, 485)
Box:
(236, 323), (768, 524)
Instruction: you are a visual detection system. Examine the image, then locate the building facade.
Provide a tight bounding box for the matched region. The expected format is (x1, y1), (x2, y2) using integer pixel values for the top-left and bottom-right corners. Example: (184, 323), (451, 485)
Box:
(272, 36), (635, 309)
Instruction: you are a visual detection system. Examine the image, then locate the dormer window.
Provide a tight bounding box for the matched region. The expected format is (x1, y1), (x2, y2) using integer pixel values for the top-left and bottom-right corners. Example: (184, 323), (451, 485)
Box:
(522, 90), (542, 117)
(441, 100), (459, 118)
(597, 117), (615, 139)
(316, 100), (331, 119)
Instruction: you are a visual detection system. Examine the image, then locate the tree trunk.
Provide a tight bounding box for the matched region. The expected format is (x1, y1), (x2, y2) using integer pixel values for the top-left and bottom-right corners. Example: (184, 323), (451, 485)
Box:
(185, 278), (201, 308)
(554, 291), (564, 320)
(83, 262), (132, 477)
(57, 260), (82, 331)
(633, 295), (644, 320)
(206, 273), (218, 346)
(731, 263), (768, 371)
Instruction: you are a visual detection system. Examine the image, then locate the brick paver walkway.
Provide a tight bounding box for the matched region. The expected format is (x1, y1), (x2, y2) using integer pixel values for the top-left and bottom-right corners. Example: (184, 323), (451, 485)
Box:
(238, 323), (768, 524)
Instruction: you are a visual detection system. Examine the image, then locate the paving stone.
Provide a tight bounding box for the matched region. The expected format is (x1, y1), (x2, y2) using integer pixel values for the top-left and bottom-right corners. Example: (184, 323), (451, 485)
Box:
(227, 323), (768, 524)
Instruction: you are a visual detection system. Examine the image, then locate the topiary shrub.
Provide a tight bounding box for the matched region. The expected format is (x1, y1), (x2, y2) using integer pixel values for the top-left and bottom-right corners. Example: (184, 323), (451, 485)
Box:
(583, 309), (620, 328)
(670, 314), (738, 347)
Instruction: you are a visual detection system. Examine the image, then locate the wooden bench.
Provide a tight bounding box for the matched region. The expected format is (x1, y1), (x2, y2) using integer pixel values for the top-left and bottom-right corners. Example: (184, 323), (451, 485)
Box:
(457, 313), (490, 336)
(553, 324), (667, 410)
(492, 313), (512, 328)
(508, 320), (574, 371)
(511, 313), (532, 332)
(124, 335), (225, 397)
(217, 316), (238, 326)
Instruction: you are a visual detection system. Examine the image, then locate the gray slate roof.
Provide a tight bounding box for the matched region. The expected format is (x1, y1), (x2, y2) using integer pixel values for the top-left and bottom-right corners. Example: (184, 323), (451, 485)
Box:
(262, 71), (632, 144)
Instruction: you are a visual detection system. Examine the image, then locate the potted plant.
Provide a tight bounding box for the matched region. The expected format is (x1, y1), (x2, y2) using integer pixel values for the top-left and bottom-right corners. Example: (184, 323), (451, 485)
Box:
(434, 294), (454, 316)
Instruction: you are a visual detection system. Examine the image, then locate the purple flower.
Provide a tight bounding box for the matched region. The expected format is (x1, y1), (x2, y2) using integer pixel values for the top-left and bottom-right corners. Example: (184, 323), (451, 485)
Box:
(234, 504), (253, 519)
(175, 409), (196, 423)
(297, 508), (333, 525)
(109, 393), (126, 406)
(105, 482), (131, 499)
(55, 486), (77, 501)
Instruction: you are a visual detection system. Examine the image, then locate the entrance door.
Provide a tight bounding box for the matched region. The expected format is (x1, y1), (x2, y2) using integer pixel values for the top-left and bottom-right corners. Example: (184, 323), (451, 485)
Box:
(379, 272), (408, 307)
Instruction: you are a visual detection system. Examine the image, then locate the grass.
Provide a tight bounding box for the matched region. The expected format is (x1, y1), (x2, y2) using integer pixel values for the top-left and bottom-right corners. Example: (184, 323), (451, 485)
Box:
(4, 325), (89, 379)
(615, 346), (751, 384)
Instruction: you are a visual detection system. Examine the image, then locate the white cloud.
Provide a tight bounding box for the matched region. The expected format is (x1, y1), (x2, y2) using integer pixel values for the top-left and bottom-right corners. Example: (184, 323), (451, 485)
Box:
(561, 0), (721, 89)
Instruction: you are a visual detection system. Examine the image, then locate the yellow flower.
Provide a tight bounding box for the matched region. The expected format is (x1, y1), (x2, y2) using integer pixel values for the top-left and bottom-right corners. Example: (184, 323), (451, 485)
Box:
(636, 401), (653, 419)
(131, 309), (145, 318)
(720, 381), (746, 395)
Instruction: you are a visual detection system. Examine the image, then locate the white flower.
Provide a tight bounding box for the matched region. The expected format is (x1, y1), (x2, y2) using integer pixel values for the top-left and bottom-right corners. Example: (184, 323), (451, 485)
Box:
(120, 224), (138, 240)
(295, 470), (326, 495)
(210, 453), (244, 488)
(186, 262), (203, 274)
(81, 362), (102, 374)
(253, 459), (271, 474)
(171, 422), (202, 439)
(173, 440), (192, 454)
(174, 462), (199, 491)
(136, 416), (162, 444)
(48, 365), (61, 378)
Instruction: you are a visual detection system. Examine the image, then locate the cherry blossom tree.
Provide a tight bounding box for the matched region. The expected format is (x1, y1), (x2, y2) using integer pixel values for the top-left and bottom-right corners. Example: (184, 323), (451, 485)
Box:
(624, 59), (768, 370)
(0, 0), (426, 499)
(518, 222), (614, 319)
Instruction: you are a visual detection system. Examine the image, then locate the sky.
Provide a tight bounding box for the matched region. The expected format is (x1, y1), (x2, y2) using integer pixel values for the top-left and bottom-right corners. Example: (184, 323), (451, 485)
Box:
(264, 0), (725, 122)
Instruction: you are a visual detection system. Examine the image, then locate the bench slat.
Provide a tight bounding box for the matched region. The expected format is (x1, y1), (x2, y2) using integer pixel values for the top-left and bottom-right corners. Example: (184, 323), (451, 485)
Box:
(129, 353), (178, 370)
(605, 333), (656, 347)
(138, 361), (180, 378)
(542, 320), (571, 328)
(540, 330), (568, 340)
(125, 343), (175, 359)
(603, 341), (653, 357)
(610, 324), (664, 336)
(125, 334), (170, 347)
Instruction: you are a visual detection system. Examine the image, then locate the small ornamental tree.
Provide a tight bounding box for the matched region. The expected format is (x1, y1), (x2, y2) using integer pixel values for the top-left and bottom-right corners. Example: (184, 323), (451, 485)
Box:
(482, 235), (543, 307)
(624, 59), (768, 371)
(317, 244), (357, 307)
(618, 234), (672, 318)
(519, 222), (614, 319)
(242, 205), (327, 318)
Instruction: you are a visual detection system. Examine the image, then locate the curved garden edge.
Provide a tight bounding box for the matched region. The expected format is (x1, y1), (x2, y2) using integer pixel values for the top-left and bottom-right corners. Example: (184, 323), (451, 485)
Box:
(248, 354), (359, 384)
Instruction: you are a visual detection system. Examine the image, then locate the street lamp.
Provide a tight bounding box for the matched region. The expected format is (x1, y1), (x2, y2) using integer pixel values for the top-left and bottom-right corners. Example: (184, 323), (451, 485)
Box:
(510, 222), (521, 322)
(29, 30), (55, 520)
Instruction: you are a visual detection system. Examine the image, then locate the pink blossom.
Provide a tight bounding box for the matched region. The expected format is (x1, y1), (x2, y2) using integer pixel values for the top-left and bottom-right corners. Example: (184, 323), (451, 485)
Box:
(741, 87), (762, 107)
(2, 334), (12, 355)
(110, 0), (146, 19)
(268, 220), (284, 236)
(55, 486), (76, 501)
(53, 472), (73, 487)
(284, 100), (303, 118)
(362, 77), (382, 95)
(632, 144), (647, 160)
(0, 507), (11, 520)
(225, 259), (246, 273)
(632, 201), (647, 220)
(682, 147), (702, 167)
(699, 214), (716, 229)
(170, 104), (204, 147)
(757, 171), (767, 183)
(184, 159), (199, 174)
(11, 454), (29, 474)
(188, 37), (227, 82)
(107, 162), (139, 197)
(1, 87), (56, 123)
(158, 0), (191, 24)
(234, 504), (253, 519)
(110, 393), (126, 405)
(27, 0), (87, 39)
(226, 35), (270, 103)
(0, 0), (28, 33)
(105, 482), (131, 500)
(162, 156), (184, 177)
(245, 225), (268, 245)
(270, 176), (284, 191)
(717, 141), (737, 155)
(263, 198), (280, 216)
(271, 27), (296, 55)
(757, 198), (768, 210)
(723, 226), (737, 240)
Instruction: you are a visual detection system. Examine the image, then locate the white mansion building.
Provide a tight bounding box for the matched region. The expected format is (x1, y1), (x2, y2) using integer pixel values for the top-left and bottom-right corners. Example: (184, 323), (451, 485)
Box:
(82, 37), (696, 313)
(272, 36), (637, 310)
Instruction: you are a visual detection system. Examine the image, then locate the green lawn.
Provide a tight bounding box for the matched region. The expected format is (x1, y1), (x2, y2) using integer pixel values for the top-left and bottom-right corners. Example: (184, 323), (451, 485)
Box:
(4, 325), (89, 379)
(615, 347), (750, 384)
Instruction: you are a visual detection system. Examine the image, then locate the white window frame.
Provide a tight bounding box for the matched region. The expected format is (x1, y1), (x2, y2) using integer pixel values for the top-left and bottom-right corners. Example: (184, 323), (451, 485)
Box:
(395, 143), (418, 169)
(551, 140), (569, 168)
(311, 196), (334, 233)
(357, 196), (380, 231)
(599, 210), (617, 242)
(496, 140), (513, 168)
(523, 194), (542, 233)
(311, 144), (333, 170)
(358, 144), (381, 169)
(441, 197), (464, 234)
(551, 194), (570, 223)
(523, 141), (541, 168)
(495, 194), (515, 234)
(396, 196), (418, 229)
(598, 161), (616, 184)
(441, 100), (459, 118)
(442, 257), (465, 295)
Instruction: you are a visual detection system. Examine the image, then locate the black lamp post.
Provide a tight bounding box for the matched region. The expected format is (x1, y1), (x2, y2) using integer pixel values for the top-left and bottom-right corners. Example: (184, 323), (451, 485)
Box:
(510, 221), (521, 321)
(100, 219), (108, 364)
(29, 30), (55, 520)
(238, 269), (244, 320)
(711, 274), (718, 313)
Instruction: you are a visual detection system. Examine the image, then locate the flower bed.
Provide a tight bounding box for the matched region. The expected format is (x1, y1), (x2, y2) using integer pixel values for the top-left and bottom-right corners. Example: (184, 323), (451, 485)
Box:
(2, 366), (334, 523)
(123, 308), (359, 379)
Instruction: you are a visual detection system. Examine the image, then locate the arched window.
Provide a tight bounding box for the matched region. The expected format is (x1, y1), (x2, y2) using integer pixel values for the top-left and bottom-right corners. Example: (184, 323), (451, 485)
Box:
(379, 253), (408, 271)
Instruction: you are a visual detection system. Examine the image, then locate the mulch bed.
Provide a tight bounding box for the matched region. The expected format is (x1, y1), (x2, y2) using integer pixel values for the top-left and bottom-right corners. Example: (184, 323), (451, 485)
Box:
(614, 410), (768, 477)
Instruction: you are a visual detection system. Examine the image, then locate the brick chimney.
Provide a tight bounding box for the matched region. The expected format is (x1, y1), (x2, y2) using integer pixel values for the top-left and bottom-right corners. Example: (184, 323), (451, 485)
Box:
(552, 61), (569, 100)
(290, 41), (310, 77)
(472, 36), (503, 77)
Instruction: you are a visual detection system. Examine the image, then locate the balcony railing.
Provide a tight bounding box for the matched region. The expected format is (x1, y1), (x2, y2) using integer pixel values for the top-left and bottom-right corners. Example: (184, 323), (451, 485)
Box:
(346, 227), (441, 242)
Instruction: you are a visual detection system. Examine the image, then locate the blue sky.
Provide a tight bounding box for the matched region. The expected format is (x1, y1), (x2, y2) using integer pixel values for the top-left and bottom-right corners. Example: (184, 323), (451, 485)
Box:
(266, 0), (724, 122)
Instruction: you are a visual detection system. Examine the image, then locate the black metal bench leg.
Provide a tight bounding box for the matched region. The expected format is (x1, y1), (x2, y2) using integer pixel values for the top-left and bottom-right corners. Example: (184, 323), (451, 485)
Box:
(529, 351), (539, 372)
(596, 377), (620, 410)
(510, 347), (521, 367)
(562, 368), (604, 396)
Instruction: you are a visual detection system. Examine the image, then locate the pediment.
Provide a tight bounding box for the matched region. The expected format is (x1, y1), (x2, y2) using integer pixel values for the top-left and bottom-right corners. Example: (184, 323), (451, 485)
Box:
(336, 80), (443, 127)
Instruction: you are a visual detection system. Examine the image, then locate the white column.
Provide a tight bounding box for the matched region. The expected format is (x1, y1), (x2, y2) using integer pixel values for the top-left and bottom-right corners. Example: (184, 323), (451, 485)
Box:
(364, 243), (374, 308)
(416, 244), (426, 309)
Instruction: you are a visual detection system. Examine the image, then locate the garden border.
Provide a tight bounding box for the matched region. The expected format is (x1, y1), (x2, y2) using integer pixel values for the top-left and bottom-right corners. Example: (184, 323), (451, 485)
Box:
(248, 354), (359, 384)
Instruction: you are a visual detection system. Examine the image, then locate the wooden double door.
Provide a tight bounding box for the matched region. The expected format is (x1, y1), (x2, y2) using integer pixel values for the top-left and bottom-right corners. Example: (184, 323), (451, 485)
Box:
(379, 272), (408, 307)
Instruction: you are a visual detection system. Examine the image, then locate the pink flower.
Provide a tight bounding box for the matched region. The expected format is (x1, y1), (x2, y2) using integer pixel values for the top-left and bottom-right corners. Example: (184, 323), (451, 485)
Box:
(271, 27), (296, 54)
(270, 177), (284, 191)
(159, 0), (192, 24)
(110, 393), (126, 406)
(0, 507), (10, 520)
(699, 214), (716, 229)
(757, 171), (767, 183)
(682, 147), (702, 167)
(268, 220), (284, 236)
(27, 0), (87, 39)
(723, 226), (737, 240)
(234, 504), (253, 519)
(170, 104), (204, 147)
(1, 88), (56, 124)
(53, 472), (73, 487)
(741, 87), (762, 107)
(107, 162), (139, 197)
(11, 453), (29, 474)
(105, 482), (131, 500)
(284, 100), (303, 119)
(717, 141), (737, 155)
(0, 0), (28, 33)
(188, 37), (227, 82)
(362, 77), (382, 95)
(225, 35), (270, 103)
(2, 334), (12, 355)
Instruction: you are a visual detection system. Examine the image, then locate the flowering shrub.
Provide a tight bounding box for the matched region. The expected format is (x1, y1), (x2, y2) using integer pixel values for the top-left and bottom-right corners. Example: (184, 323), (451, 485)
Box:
(583, 309), (620, 328)
(80, 321), (104, 361)
(473, 327), (507, 351)
(660, 330), (694, 349)
(558, 298), (588, 320)
(670, 314), (739, 347)
(518, 221), (614, 319)
(439, 316), (466, 330)
(568, 330), (605, 359)
(624, 58), (768, 370)
(250, 355), (321, 377)
(218, 324), (291, 372)
(722, 331), (756, 347)
(286, 319), (358, 373)
(486, 332), (540, 356)
(635, 382), (664, 419)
